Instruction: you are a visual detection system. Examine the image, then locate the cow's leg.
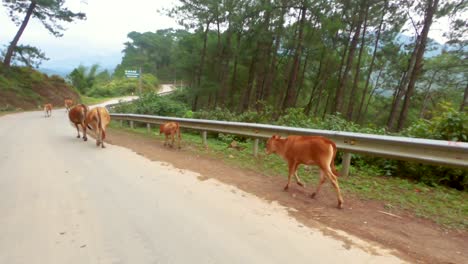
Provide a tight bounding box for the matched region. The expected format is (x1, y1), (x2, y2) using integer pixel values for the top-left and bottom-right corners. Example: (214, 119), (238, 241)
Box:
(311, 170), (326, 198)
(326, 170), (343, 209)
(96, 128), (101, 147)
(171, 132), (175, 148)
(284, 162), (298, 191)
(294, 169), (305, 187)
(75, 124), (81, 138)
(82, 123), (88, 141)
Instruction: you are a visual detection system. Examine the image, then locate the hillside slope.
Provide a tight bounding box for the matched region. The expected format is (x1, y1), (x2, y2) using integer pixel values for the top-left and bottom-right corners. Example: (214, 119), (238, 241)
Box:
(0, 65), (80, 110)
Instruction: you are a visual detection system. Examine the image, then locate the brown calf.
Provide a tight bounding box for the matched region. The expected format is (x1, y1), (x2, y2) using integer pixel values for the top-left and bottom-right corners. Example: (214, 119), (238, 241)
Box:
(266, 135), (343, 209)
(64, 99), (73, 112)
(159, 122), (181, 149)
(83, 107), (111, 148)
(68, 104), (89, 140)
(44, 103), (52, 117)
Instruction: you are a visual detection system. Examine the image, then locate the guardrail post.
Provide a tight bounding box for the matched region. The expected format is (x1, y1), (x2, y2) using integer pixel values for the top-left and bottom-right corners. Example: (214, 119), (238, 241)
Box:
(202, 131), (207, 146)
(341, 152), (351, 177)
(146, 123), (151, 133)
(130, 120), (134, 129)
(119, 120), (123, 127)
(253, 138), (259, 157)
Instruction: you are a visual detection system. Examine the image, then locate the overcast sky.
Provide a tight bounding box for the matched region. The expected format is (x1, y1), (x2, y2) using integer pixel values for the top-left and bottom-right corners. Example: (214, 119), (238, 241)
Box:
(0, 0), (452, 72)
(0, 0), (180, 70)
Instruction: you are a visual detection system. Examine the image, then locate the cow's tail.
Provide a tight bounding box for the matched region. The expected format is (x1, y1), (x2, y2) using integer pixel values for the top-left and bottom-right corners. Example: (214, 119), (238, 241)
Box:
(331, 142), (340, 177)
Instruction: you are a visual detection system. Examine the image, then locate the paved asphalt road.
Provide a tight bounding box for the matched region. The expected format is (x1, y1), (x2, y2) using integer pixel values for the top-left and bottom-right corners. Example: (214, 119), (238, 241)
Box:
(0, 103), (404, 263)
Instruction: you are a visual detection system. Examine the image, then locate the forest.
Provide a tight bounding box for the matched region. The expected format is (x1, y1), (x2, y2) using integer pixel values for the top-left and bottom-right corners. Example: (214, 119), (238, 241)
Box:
(110, 0), (467, 132)
(108, 0), (467, 190)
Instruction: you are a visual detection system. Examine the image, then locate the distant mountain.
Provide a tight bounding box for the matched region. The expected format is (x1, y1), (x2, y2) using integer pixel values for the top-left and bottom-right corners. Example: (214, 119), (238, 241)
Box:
(395, 34), (445, 57)
(38, 68), (70, 77)
(38, 50), (122, 77)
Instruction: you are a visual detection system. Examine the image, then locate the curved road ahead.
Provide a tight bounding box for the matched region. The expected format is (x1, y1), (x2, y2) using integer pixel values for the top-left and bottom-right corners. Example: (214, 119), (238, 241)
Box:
(0, 106), (403, 263)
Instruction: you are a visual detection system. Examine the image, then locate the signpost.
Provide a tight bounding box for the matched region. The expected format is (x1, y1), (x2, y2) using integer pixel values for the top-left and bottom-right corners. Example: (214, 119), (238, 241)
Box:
(125, 68), (142, 95)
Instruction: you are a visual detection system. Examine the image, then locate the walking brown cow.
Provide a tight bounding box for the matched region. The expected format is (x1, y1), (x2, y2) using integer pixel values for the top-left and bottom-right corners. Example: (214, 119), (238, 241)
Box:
(266, 135), (343, 209)
(83, 107), (111, 148)
(68, 104), (89, 140)
(160, 122), (181, 149)
(44, 103), (52, 117)
(64, 99), (73, 112)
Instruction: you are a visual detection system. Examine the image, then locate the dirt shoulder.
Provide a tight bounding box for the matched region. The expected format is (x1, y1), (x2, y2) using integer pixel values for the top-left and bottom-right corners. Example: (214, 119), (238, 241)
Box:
(107, 128), (468, 264)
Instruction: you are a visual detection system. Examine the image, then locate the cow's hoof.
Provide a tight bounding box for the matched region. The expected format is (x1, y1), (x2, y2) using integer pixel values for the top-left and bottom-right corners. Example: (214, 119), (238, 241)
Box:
(83, 137), (87, 141)
(337, 202), (343, 209)
(297, 182), (305, 187)
(283, 186), (289, 191)
(77, 135), (80, 138)
(310, 192), (316, 199)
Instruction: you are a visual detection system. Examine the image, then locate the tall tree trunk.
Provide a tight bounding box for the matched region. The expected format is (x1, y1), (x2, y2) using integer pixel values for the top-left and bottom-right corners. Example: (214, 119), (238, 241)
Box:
(346, 4), (369, 121)
(304, 50), (326, 115)
(333, 3), (365, 114)
(314, 70), (332, 116)
(322, 90), (332, 119)
(356, 0), (387, 123)
(281, 2), (307, 111)
(193, 20), (211, 111)
(217, 25), (233, 107)
(460, 81), (468, 111)
(419, 72), (437, 118)
(361, 66), (383, 123)
(254, 2), (272, 110)
(387, 33), (422, 130)
(3, 1), (37, 67)
(229, 32), (242, 108)
(262, 6), (285, 103)
(294, 50), (310, 106)
(387, 72), (407, 128)
(239, 51), (258, 112)
(397, 0), (439, 131)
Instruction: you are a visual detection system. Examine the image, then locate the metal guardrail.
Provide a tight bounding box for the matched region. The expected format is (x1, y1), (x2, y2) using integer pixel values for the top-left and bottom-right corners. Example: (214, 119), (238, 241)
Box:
(108, 112), (468, 176)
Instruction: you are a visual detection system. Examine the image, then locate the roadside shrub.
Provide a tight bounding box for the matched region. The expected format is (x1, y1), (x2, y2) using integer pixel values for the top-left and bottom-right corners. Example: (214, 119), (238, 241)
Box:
(404, 102), (467, 141)
(113, 92), (187, 117)
(87, 74), (159, 97)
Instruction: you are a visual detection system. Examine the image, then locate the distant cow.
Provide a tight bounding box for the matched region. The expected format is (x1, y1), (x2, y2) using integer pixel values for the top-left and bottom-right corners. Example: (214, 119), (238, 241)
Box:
(68, 104), (89, 140)
(64, 99), (73, 112)
(44, 103), (52, 117)
(160, 122), (181, 149)
(83, 107), (111, 148)
(266, 135), (343, 209)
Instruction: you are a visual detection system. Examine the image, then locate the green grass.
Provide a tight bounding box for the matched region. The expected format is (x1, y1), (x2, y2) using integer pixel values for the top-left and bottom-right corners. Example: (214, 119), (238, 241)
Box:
(110, 121), (468, 230)
(81, 96), (114, 105)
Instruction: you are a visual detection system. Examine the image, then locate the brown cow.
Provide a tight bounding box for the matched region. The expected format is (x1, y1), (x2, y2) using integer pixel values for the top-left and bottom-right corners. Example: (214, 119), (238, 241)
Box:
(68, 104), (89, 140)
(64, 99), (73, 112)
(44, 103), (52, 117)
(159, 122), (181, 149)
(266, 135), (343, 209)
(83, 107), (111, 148)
